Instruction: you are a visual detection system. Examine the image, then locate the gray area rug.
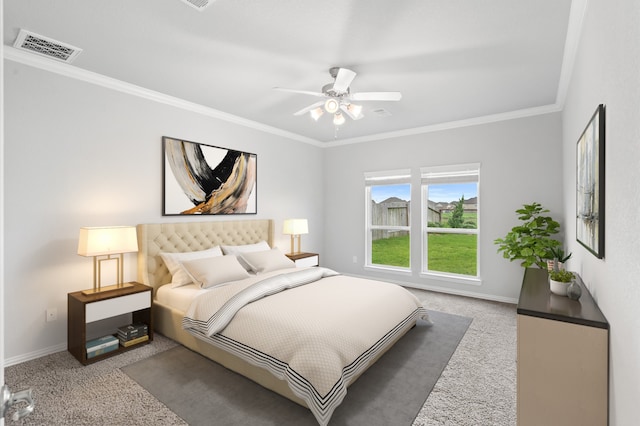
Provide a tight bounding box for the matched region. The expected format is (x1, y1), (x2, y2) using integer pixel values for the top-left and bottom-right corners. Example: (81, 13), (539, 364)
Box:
(122, 310), (471, 426)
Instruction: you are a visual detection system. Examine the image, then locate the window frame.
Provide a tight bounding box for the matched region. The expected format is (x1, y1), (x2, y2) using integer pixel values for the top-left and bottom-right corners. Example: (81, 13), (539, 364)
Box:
(364, 169), (412, 274)
(420, 163), (481, 284)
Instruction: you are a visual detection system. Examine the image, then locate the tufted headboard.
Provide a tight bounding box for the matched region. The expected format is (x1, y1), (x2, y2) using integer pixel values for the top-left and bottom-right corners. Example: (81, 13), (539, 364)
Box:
(137, 219), (274, 295)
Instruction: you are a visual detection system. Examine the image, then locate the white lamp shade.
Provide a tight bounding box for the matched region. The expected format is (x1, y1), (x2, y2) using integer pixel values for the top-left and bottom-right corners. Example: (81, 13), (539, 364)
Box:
(310, 107), (324, 121)
(283, 219), (308, 235)
(324, 98), (339, 114)
(77, 226), (138, 256)
(347, 103), (363, 119)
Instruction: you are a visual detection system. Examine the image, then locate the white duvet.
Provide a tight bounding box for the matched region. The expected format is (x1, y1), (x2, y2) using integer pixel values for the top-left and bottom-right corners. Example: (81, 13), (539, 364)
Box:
(182, 267), (430, 425)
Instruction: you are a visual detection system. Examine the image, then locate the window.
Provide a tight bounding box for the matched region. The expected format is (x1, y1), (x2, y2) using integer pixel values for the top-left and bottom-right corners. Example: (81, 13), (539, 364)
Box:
(421, 163), (480, 280)
(365, 169), (411, 271)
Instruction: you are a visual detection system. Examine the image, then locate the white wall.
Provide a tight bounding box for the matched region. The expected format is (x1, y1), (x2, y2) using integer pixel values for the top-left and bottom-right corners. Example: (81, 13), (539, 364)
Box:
(3, 60), (323, 363)
(322, 112), (564, 302)
(561, 0), (640, 423)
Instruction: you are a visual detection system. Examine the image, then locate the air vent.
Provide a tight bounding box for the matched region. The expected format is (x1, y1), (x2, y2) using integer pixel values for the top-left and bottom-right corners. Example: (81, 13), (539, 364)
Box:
(372, 108), (392, 117)
(180, 0), (213, 11)
(13, 29), (82, 63)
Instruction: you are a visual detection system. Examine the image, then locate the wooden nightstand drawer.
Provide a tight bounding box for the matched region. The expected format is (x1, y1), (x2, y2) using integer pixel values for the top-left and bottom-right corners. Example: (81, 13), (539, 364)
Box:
(286, 252), (319, 267)
(85, 291), (151, 323)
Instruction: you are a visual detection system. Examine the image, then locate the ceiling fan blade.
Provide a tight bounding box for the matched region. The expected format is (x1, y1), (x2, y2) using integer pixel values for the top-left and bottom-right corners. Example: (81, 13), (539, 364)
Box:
(273, 87), (325, 97)
(293, 101), (324, 116)
(332, 68), (357, 93)
(340, 104), (364, 120)
(350, 91), (402, 101)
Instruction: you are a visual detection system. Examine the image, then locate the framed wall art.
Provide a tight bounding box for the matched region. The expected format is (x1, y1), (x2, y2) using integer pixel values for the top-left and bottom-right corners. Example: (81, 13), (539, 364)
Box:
(576, 104), (605, 258)
(163, 137), (257, 215)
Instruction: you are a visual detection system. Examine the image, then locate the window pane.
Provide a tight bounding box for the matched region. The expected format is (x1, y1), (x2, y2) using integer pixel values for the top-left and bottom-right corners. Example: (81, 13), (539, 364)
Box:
(427, 233), (477, 275)
(371, 184), (411, 226)
(426, 183), (478, 229)
(372, 232), (410, 267)
(369, 183), (410, 268)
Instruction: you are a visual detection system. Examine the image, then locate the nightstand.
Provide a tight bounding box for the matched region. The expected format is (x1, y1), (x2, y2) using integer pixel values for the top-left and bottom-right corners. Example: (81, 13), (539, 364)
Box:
(67, 282), (153, 365)
(286, 252), (319, 267)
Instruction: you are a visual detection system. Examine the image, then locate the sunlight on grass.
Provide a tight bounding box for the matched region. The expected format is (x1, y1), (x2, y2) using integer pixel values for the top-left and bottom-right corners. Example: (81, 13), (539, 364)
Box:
(371, 234), (477, 275)
(427, 233), (477, 275)
(372, 235), (410, 267)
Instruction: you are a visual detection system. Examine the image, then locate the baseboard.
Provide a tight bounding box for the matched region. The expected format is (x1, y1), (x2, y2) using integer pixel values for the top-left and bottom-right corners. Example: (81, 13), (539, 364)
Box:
(344, 272), (519, 305)
(403, 282), (519, 304)
(3, 342), (67, 367)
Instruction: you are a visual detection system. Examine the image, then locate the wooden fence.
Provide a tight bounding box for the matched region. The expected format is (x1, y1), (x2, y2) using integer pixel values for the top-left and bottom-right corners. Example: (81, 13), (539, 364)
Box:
(372, 200), (409, 240)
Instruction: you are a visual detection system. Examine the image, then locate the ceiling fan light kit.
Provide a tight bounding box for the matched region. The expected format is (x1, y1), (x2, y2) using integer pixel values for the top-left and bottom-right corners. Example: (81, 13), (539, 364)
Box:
(310, 107), (324, 121)
(324, 98), (340, 114)
(274, 67), (401, 128)
(344, 103), (364, 120)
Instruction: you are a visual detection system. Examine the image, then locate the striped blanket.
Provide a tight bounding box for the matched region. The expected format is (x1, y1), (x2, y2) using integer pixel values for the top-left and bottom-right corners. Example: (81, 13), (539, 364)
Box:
(183, 267), (430, 425)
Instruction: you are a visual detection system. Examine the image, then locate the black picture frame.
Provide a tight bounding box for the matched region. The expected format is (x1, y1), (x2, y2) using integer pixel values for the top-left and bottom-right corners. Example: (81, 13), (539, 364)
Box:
(162, 136), (257, 216)
(576, 104), (605, 258)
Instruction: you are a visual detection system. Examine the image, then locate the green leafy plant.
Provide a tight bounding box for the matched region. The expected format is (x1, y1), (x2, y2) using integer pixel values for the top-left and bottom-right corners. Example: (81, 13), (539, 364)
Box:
(494, 202), (561, 269)
(549, 269), (575, 283)
(549, 247), (572, 263)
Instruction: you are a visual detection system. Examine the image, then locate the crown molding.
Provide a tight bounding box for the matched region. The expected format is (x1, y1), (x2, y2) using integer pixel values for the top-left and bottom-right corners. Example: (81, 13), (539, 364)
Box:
(323, 104), (563, 147)
(6, 27), (575, 150)
(3, 46), (322, 147)
(555, 0), (589, 108)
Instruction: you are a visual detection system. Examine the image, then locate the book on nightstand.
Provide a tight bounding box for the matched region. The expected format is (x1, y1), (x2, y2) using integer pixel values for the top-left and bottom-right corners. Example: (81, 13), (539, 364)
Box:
(86, 335), (119, 358)
(117, 322), (148, 341)
(117, 322), (149, 346)
(120, 334), (150, 347)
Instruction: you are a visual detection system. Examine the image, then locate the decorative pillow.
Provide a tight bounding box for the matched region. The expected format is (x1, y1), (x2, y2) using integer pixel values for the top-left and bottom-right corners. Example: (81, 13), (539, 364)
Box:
(241, 248), (296, 274)
(160, 246), (223, 287)
(221, 241), (271, 270)
(181, 255), (250, 289)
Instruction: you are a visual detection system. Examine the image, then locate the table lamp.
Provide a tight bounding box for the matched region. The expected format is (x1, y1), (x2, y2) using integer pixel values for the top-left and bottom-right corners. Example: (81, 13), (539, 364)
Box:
(283, 219), (308, 255)
(77, 226), (138, 295)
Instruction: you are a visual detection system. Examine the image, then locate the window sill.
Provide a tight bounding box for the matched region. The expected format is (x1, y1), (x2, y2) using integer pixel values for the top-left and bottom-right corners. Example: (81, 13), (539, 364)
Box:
(364, 265), (413, 276)
(419, 271), (482, 286)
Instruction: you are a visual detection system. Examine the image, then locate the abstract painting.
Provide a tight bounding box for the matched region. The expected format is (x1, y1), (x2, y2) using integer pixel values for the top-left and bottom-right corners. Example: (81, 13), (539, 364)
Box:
(576, 104), (605, 258)
(163, 137), (257, 215)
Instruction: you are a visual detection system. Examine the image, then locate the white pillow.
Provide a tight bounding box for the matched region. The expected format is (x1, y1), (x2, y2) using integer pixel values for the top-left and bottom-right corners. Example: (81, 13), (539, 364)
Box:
(221, 241), (271, 270)
(160, 246), (223, 287)
(181, 255), (250, 289)
(241, 248), (296, 274)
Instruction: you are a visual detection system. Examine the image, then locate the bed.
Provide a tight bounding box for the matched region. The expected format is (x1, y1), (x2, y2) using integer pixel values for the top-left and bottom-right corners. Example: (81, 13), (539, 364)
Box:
(137, 219), (429, 425)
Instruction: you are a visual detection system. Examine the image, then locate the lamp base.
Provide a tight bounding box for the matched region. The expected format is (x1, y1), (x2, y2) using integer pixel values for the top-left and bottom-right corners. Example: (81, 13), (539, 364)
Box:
(82, 282), (134, 295)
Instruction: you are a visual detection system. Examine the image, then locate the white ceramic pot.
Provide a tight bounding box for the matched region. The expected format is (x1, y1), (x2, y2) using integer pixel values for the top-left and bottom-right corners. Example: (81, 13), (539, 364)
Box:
(549, 279), (570, 296)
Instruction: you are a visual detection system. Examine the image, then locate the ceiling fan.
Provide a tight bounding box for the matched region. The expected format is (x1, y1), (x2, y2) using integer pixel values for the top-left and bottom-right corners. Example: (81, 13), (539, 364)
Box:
(274, 67), (402, 126)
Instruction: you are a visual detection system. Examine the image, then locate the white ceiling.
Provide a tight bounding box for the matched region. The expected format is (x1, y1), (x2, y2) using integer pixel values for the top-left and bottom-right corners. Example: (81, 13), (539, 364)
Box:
(3, 0), (577, 145)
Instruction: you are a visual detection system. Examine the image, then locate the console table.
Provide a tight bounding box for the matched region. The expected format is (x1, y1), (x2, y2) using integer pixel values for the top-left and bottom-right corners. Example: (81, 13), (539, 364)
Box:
(517, 268), (609, 425)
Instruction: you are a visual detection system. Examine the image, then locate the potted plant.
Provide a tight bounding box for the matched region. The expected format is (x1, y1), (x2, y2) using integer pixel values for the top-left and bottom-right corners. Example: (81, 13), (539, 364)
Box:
(547, 247), (572, 272)
(494, 202), (561, 269)
(549, 269), (575, 296)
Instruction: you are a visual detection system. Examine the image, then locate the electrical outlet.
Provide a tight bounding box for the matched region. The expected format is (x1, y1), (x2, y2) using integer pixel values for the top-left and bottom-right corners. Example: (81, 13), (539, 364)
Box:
(46, 308), (57, 322)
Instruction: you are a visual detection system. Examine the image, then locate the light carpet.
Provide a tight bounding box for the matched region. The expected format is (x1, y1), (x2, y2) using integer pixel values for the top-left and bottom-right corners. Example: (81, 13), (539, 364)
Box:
(122, 311), (470, 426)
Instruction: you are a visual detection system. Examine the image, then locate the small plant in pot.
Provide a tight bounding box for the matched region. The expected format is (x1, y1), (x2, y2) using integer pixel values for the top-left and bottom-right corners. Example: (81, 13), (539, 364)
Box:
(549, 269), (575, 296)
(547, 247), (572, 272)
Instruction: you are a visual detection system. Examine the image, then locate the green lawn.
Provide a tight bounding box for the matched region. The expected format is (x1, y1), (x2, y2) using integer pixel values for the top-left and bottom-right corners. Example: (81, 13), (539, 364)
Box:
(436, 211), (477, 228)
(371, 233), (477, 275)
